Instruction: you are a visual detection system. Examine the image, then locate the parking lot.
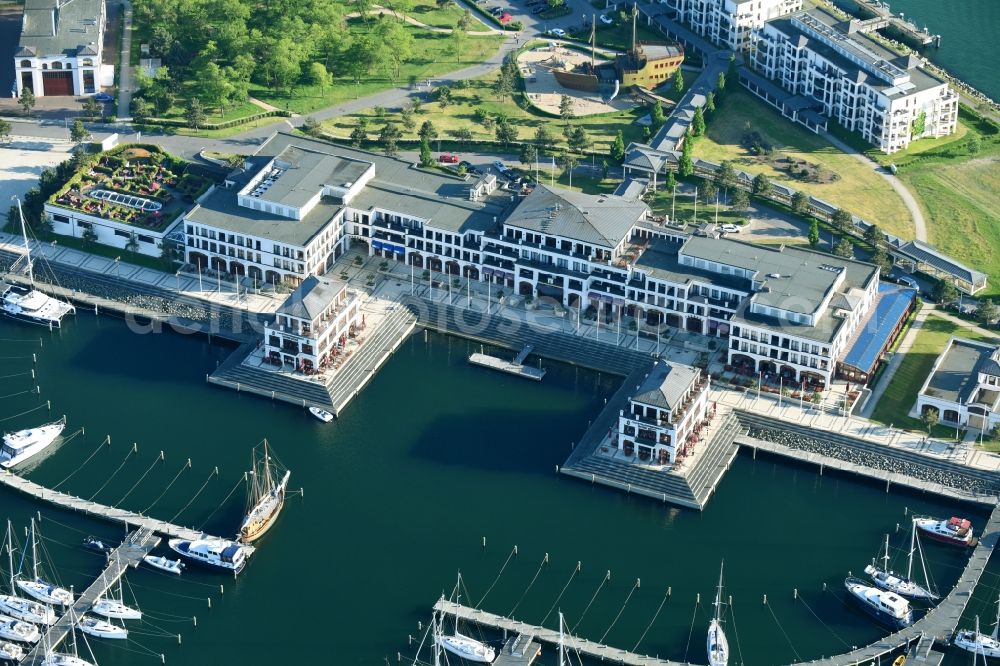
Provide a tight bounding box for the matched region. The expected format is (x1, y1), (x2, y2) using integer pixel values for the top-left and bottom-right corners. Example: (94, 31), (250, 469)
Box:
(0, 138), (75, 222)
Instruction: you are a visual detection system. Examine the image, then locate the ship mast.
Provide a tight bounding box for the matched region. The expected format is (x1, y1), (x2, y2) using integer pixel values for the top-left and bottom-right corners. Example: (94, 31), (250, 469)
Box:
(713, 561), (724, 623)
(263, 439), (273, 496)
(14, 197), (34, 286)
(30, 519), (38, 582)
(5, 521), (14, 597)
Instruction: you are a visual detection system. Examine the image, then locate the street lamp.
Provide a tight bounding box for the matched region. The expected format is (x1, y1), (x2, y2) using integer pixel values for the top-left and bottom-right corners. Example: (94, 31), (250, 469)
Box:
(114, 256), (120, 279)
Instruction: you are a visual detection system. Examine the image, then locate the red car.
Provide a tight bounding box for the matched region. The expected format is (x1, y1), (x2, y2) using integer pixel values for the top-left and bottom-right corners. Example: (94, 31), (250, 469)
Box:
(439, 153), (460, 163)
(498, 11), (513, 23)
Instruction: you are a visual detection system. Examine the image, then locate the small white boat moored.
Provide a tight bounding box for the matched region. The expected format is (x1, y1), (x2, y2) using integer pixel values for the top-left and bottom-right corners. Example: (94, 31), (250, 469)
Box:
(90, 598), (141, 621)
(76, 616), (127, 640)
(437, 633), (496, 663)
(0, 641), (23, 662)
(41, 655), (93, 666)
(0, 613), (39, 643)
(308, 407), (334, 423)
(142, 555), (184, 575)
(0, 418), (65, 469)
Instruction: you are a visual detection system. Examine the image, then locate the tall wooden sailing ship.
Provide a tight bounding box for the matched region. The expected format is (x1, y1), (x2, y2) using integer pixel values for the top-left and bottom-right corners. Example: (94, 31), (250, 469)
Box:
(238, 441), (291, 543)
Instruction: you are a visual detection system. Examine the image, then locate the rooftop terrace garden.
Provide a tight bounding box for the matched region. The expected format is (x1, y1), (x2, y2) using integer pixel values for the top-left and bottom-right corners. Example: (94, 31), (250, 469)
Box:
(48, 146), (214, 233)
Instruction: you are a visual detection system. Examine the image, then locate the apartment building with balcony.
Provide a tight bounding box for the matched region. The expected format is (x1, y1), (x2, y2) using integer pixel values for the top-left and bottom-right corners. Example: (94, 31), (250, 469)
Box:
(916, 338), (1000, 433)
(750, 8), (958, 153)
(660, 0), (801, 50)
(617, 361), (710, 464)
(263, 275), (361, 372)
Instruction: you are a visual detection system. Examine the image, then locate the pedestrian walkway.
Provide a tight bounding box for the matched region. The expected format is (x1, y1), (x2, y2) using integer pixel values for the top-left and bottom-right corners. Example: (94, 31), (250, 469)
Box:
(116, 0), (134, 120)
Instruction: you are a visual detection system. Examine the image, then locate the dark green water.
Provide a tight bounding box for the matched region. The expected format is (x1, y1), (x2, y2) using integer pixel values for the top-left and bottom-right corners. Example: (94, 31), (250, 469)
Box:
(0, 314), (996, 665)
(834, 0), (999, 100)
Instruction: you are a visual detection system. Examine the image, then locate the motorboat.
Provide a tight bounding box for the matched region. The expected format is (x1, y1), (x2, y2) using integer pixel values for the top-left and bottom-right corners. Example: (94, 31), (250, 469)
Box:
(437, 633), (496, 663)
(308, 407), (334, 423)
(77, 616), (127, 640)
(707, 562), (729, 666)
(167, 539), (251, 574)
(863, 528), (937, 601)
(844, 577), (914, 630)
(142, 555), (184, 575)
(0, 613), (39, 643)
(238, 440), (291, 543)
(90, 598), (141, 621)
(954, 598), (1000, 659)
(0, 418), (65, 469)
(915, 516), (975, 546)
(41, 655), (94, 666)
(82, 537), (112, 556)
(16, 520), (73, 606)
(0, 595), (54, 625)
(0, 642), (23, 662)
(1, 198), (75, 329)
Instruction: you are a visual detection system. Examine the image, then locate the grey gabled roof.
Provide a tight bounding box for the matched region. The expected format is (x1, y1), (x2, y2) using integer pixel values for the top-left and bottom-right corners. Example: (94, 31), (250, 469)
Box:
(275, 275), (345, 320)
(923, 337), (999, 404)
(631, 362), (700, 411)
(896, 239), (987, 286)
(19, 0), (104, 58)
(502, 185), (649, 248)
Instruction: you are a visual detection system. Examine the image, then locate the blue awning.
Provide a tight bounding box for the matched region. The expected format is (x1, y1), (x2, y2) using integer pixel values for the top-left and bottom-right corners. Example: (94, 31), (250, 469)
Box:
(392, 245), (405, 255)
(841, 284), (915, 374)
(372, 240), (385, 250)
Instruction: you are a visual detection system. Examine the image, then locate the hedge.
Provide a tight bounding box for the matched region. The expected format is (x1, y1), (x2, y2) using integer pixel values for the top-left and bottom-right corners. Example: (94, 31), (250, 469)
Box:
(455, 0), (523, 30)
(142, 109), (292, 131)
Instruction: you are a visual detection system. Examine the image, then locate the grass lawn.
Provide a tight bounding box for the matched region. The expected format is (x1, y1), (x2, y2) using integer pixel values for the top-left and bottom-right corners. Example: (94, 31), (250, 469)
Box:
(322, 74), (647, 154)
(901, 156), (1000, 298)
(406, 0), (472, 29)
(254, 25), (504, 116)
(154, 99), (264, 124)
(692, 88), (913, 238)
(646, 189), (745, 226)
(869, 314), (999, 438)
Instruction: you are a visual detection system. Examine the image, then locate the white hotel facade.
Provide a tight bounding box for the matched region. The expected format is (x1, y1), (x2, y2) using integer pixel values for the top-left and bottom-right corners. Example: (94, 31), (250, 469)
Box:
(659, 0), (801, 50)
(178, 132), (887, 388)
(749, 9), (958, 153)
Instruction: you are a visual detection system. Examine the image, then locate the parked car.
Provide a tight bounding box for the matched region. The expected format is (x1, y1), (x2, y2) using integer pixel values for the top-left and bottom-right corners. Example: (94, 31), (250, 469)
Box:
(531, 5), (545, 13)
(548, 28), (566, 37)
(489, 6), (503, 14)
(93, 92), (113, 103)
(458, 160), (475, 171)
(719, 223), (741, 234)
(599, 13), (613, 24)
(896, 275), (919, 290)
(439, 153), (460, 164)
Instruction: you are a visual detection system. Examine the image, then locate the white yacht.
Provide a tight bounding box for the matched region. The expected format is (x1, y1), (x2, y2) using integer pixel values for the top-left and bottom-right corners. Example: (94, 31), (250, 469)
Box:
(0, 418), (66, 469)
(0, 642), (23, 662)
(16, 520), (73, 607)
(77, 616), (127, 640)
(438, 633), (496, 663)
(707, 562), (729, 666)
(91, 598), (141, 620)
(0, 595), (54, 625)
(308, 407), (334, 423)
(844, 577), (914, 630)
(954, 598), (1000, 659)
(41, 656), (94, 666)
(167, 538), (251, 574)
(0, 614), (39, 643)
(1, 198), (75, 329)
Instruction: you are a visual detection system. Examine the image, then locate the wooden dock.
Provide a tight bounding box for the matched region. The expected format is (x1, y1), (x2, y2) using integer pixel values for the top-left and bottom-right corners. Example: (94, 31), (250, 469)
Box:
(433, 598), (679, 666)
(23, 528), (160, 665)
(494, 635), (542, 666)
(0, 468), (235, 544)
(468, 343), (546, 381)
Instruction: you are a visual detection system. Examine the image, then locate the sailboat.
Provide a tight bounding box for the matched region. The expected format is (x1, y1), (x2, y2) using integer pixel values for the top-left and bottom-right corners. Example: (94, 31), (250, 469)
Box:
(238, 440), (291, 543)
(1, 197), (75, 328)
(0, 417), (66, 469)
(435, 574), (496, 664)
(0, 642), (23, 662)
(954, 596), (1000, 659)
(16, 519), (74, 606)
(707, 561), (729, 666)
(0, 522), (55, 625)
(863, 523), (938, 601)
(41, 606), (94, 666)
(90, 557), (141, 620)
(77, 615), (127, 640)
(0, 613), (40, 643)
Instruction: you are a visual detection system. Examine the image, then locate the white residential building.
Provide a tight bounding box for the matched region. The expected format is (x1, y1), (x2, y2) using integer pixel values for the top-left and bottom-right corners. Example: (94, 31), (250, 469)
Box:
(750, 9), (958, 153)
(264, 276), (362, 373)
(661, 0), (801, 50)
(916, 338), (1000, 434)
(14, 0), (107, 97)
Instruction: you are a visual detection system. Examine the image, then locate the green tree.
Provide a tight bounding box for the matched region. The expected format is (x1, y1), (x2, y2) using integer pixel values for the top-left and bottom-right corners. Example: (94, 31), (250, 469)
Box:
(568, 126), (590, 153)
(730, 188), (750, 212)
(752, 173), (772, 196)
(534, 125), (555, 150)
(833, 237), (854, 258)
(672, 68), (684, 95)
(419, 121), (438, 144)
(307, 62), (330, 94)
(691, 107), (705, 136)
(557, 151), (579, 185)
(559, 95), (574, 125)
(610, 130), (625, 161)
(301, 117), (322, 137)
(863, 224), (884, 248)
(81, 226), (98, 248)
(70, 120), (90, 147)
(130, 97), (153, 124)
(125, 232), (141, 254)
(0, 119), (11, 143)
(18, 87), (35, 116)
(82, 97), (101, 120)
(494, 119), (517, 146)
(791, 190), (809, 215)
(967, 135), (982, 155)
(832, 208), (853, 233)
(977, 299), (999, 326)
(700, 180), (718, 204)
(808, 218), (820, 247)
(350, 118), (368, 147)
(650, 101), (666, 128)
(419, 137), (434, 167)
(520, 142), (537, 166)
(379, 122), (402, 156)
(679, 139), (694, 177)
(870, 245), (893, 274)
(933, 279), (959, 306)
(185, 98), (206, 129)
(450, 127), (473, 142)
(716, 72), (726, 91)
(920, 407), (939, 434)
(705, 91), (715, 114)
(665, 171), (677, 192)
(400, 106), (415, 131)
(714, 161), (737, 191)
(492, 65), (514, 100)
